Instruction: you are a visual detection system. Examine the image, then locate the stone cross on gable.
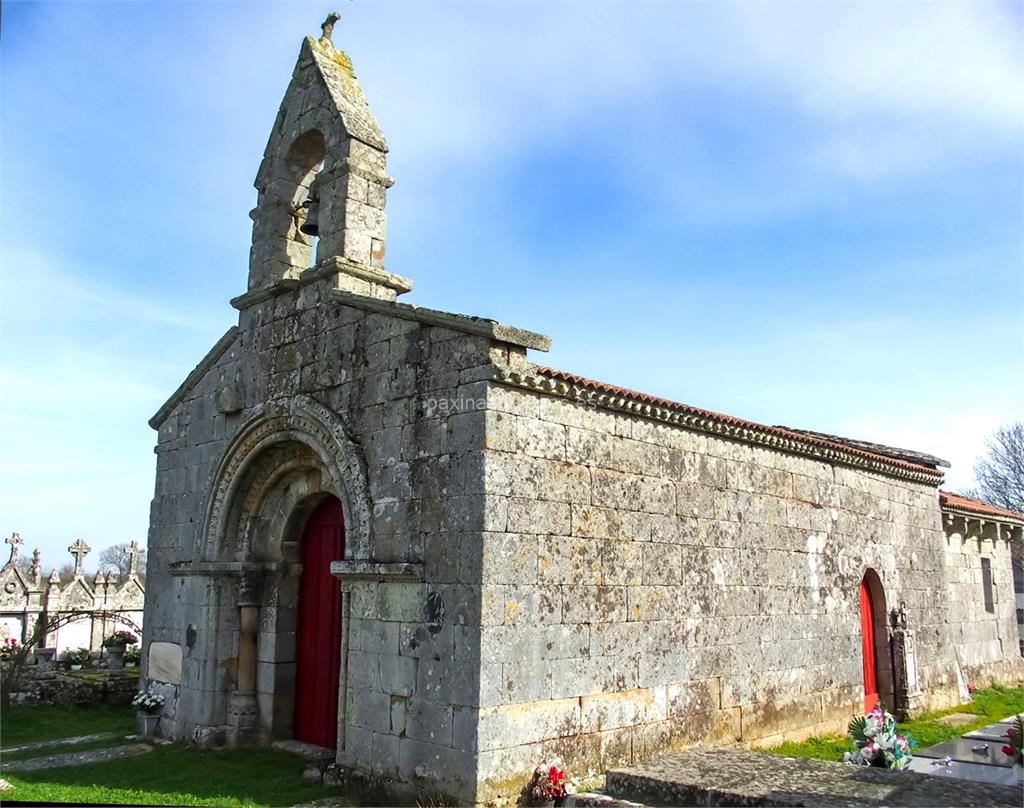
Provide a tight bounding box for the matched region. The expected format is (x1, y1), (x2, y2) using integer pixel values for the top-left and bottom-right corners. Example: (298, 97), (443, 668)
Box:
(68, 538), (91, 577)
(5, 533), (23, 565)
(127, 540), (140, 576)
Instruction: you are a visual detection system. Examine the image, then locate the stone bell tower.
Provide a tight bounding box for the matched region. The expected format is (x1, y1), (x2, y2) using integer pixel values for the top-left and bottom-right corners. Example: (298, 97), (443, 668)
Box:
(245, 13), (411, 300)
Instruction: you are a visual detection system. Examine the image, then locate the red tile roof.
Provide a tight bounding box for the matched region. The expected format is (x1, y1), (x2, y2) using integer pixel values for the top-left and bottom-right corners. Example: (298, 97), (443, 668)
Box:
(939, 491), (1024, 524)
(534, 366), (944, 480)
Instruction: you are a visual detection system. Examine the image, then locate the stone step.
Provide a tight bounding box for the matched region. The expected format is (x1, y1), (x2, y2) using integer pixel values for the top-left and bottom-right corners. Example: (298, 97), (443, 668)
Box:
(603, 747), (1023, 807)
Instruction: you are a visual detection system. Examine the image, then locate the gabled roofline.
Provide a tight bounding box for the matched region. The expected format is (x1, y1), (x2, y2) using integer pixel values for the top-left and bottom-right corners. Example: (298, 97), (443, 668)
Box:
(331, 290), (551, 352)
(149, 327), (240, 429)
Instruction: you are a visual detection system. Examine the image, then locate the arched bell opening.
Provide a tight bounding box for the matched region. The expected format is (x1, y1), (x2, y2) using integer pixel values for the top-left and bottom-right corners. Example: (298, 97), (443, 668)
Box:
(859, 569), (894, 712)
(249, 128), (327, 288)
(285, 129), (326, 269)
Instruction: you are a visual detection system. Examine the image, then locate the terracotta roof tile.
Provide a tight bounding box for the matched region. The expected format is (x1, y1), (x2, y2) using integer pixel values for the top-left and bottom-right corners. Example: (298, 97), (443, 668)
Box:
(534, 367), (943, 478)
(939, 491), (1024, 524)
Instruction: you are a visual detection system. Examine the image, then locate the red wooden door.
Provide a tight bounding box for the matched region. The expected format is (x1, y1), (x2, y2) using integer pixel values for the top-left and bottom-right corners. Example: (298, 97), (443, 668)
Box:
(860, 579), (878, 713)
(293, 496), (345, 748)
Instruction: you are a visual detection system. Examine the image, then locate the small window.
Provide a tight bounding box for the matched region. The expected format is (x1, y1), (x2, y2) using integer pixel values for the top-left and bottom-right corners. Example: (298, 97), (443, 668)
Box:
(981, 558), (995, 613)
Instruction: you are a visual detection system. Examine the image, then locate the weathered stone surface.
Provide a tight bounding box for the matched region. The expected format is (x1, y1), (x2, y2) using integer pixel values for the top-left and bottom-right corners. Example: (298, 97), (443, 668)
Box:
(605, 747), (1023, 807)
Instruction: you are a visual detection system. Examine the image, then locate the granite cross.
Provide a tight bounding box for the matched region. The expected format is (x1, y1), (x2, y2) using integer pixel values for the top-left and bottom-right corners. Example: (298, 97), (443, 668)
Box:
(320, 11), (340, 43)
(68, 538), (91, 577)
(5, 533), (23, 565)
(127, 540), (140, 576)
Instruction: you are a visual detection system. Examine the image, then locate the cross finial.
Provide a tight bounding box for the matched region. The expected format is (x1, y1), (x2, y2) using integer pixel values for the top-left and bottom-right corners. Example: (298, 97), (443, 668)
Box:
(68, 539), (91, 577)
(320, 11), (340, 44)
(127, 540), (140, 576)
(5, 533), (23, 566)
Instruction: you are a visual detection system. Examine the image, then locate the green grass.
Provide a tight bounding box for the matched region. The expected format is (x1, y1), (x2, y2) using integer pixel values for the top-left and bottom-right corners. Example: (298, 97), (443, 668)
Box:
(3, 746), (356, 807)
(0, 703), (136, 747)
(768, 683), (1024, 762)
(0, 704), (358, 807)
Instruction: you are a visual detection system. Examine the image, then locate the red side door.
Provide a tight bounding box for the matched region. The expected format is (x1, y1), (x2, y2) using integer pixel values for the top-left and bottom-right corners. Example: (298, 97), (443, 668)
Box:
(860, 579), (878, 713)
(293, 496), (345, 748)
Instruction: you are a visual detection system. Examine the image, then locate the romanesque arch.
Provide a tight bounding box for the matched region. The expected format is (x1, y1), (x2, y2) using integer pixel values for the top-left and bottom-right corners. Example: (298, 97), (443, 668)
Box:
(197, 395), (369, 745)
(202, 394), (370, 564)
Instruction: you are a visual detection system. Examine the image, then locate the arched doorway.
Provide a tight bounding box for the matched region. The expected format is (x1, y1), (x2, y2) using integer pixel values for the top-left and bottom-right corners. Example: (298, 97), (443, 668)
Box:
(859, 569), (892, 712)
(293, 496), (345, 748)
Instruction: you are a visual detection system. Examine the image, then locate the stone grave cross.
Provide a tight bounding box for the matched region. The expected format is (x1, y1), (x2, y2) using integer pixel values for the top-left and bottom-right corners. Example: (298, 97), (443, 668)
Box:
(127, 540), (140, 576)
(5, 532), (23, 565)
(68, 539), (91, 578)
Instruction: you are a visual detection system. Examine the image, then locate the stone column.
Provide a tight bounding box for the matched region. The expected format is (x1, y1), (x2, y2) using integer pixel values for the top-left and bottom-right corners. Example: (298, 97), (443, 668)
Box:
(226, 572), (261, 746)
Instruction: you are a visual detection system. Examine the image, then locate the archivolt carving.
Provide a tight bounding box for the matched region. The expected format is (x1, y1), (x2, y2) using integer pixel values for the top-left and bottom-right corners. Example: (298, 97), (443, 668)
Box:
(202, 395), (370, 561)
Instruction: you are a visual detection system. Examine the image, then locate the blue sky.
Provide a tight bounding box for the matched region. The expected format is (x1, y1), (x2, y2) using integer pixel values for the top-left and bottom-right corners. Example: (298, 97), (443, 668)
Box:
(2, 0), (1022, 568)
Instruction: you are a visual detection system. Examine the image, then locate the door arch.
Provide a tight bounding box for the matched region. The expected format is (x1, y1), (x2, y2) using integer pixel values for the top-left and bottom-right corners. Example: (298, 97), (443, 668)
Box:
(293, 495), (345, 748)
(859, 569), (893, 712)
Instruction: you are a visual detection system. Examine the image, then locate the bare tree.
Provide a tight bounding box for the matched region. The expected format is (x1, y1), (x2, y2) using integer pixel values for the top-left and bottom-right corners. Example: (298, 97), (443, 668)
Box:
(56, 563), (79, 583)
(973, 422), (1024, 513)
(98, 543), (146, 580)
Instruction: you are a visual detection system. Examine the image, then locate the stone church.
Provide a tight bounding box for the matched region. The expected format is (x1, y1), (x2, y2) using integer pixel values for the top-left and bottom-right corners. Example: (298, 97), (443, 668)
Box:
(142, 17), (1024, 805)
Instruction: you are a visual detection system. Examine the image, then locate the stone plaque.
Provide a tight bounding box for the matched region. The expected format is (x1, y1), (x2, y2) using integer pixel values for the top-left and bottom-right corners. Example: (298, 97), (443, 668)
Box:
(148, 641), (182, 684)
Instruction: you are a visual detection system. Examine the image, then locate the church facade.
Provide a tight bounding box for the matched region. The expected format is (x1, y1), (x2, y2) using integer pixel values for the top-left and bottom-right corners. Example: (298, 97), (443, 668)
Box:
(141, 19), (1024, 805)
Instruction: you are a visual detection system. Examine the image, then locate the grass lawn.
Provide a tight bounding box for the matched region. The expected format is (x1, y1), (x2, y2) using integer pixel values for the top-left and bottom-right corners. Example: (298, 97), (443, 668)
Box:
(768, 682), (1024, 762)
(1, 703), (136, 747)
(1, 704), (358, 807)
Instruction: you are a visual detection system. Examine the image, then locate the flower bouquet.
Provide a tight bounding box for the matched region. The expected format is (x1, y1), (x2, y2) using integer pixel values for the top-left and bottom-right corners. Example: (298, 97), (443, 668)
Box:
(133, 687), (165, 739)
(132, 688), (165, 714)
(530, 760), (576, 807)
(124, 645), (141, 667)
(103, 630), (139, 648)
(0, 637), (18, 663)
(844, 704), (914, 770)
(1002, 714), (1023, 782)
(62, 647), (90, 671)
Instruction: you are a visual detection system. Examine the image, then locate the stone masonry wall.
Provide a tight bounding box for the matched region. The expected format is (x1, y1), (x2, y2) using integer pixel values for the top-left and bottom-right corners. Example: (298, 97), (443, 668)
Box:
(144, 276), (521, 802)
(471, 381), (972, 803)
(941, 517), (1023, 684)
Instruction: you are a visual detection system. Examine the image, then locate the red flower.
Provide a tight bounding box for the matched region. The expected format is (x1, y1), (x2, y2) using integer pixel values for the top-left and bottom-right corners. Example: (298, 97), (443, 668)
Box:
(1003, 745), (1013, 756)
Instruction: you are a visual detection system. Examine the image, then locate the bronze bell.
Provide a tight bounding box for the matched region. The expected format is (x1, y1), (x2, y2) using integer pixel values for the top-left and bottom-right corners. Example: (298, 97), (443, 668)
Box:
(300, 178), (320, 237)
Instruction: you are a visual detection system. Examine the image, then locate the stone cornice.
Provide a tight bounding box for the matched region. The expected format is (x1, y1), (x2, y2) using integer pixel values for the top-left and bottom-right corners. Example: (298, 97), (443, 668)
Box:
(167, 560), (288, 577)
(305, 256), (412, 294)
(490, 367), (946, 487)
(331, 291), (551, 352)
(149, 326), (240, 429)
(941, 507), (1024, 530)
(939, 491), (1024, 527)
(229, 279), (302, 311)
